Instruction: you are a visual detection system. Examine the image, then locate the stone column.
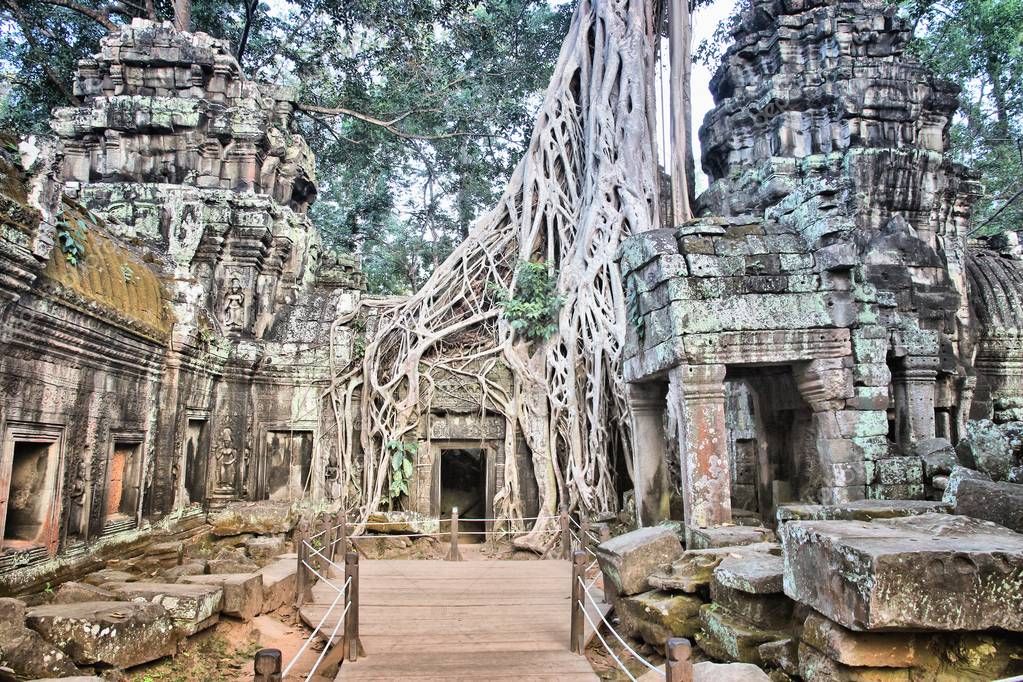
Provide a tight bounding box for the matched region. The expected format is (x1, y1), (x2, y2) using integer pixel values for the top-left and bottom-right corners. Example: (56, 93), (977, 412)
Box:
(672, 364), (731, 528)
(627, 383), (671, 527)
(892, 355), (938, 450)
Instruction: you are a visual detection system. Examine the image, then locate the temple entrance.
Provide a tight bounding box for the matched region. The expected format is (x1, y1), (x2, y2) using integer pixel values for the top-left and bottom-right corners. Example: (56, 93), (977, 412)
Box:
(724, 366), (814, 525)
(1, 423), (62, 553)
(258, 430), (313, 501)
(438, 448), (488, 540)
(183, 418), (208, 505)
(105, 441), (142, 526)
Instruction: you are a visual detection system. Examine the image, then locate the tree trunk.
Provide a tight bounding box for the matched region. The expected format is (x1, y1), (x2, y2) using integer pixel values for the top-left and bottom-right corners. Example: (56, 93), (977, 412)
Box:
(174, 0), (191, 33)
(668, 0), (693, 223)
(330, 0), (660, 545)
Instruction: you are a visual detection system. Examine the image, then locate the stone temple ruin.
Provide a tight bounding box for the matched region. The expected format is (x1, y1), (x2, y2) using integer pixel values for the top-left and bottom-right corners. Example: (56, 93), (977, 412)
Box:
(0, 0), (1021, 679)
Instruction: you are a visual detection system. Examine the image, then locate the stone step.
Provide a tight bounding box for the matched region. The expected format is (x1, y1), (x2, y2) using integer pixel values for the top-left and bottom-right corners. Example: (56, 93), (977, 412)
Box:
(102, 582), (223, 636)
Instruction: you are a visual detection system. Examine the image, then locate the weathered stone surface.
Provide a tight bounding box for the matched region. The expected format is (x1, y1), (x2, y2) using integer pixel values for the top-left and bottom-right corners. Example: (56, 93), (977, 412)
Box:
(714, 552), (783, 594)
(957, 420), (1015, 480)
(942, 466), (993, 505)
(102, 582), (223, 635)
(648, 543), (779, 593)
(365, 511), (441, 535)
(258, 553), (298, 613)
(25, 601), (177, 668)
(82, 569), (137, 587)
(693, 661), (771, 681)
(953, 478), (1023, 532)
(776, 500), (950, 524)
(688, 526), (775, 550)
(710, 579), (794, 631)
(207, 546), (260, 574)
(801, 612), (930, 668)
(781, 513), (1023, 631)
(245, 536), (287, 565)
(209, 502), (298, 537)
(0, 597), (82, 679)
(616, 590), (703, 646)
(913, 438), (958, 478)
(757, 638), (799, 676)
(596, 527), (683, 596)
(798, 642), (911, 682)
(180, 573), (263, 620)
(696, 604), (787, 665)
(51, 581), (122, 604)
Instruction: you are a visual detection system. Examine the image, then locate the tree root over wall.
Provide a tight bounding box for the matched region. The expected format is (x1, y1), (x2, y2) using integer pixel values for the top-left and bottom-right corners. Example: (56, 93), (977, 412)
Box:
(329, 0), (660, 552)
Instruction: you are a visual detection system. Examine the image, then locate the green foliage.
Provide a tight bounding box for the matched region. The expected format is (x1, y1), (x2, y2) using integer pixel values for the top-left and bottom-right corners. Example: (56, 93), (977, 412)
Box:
(385, 439), (416, 503)
(56, 216), (87, 265)
(121, 264), (135, 283)
(491, 260), (563, 341)
(900, 0), (1023, 236)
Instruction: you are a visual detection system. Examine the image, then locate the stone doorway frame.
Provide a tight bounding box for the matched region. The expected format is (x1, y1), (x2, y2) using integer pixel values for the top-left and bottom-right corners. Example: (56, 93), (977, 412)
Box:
(0, 420), (65, 557)
(255, 422), (319, 502)
(104, 431), (146, 533)
(429, 440), (497, 533)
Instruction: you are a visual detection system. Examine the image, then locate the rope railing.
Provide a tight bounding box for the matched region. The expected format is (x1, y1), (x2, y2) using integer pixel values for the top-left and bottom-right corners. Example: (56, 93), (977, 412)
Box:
(568, 551), (694, 682)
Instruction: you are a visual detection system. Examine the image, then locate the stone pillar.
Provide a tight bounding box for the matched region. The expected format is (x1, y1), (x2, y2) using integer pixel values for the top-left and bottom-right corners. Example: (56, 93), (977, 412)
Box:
(627, 382), (671, 527)
(673, 364), (731, 528)
(892, 355), (938, 451)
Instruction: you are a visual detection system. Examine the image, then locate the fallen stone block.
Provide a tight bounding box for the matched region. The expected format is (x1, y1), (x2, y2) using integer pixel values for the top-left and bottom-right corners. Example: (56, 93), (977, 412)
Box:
(942, 465), (992, 505)
(913, 438), (957, 478)
(714, 552), (783, 594)
(798, 642), (911, 682)
(102, 582), (223, 636)
(82, 568), (136, 587)
(687, 525), (774, 549)
(245, 535), (286, 565)
(757, 637), (799, 675)
(180, 573), (263, 620)
(0, 598), (82, 679)
(781, 513), (1023, 631)
(693, 661), (770, 681)
(616, 589), (703, 647)
(710, 579), (794, 631)
(365, 511), (440, 535)
(802, 612), (932, 668)
(648, 543), (778, 593)
(25, 601), (177, 669)
(776, 500), (950, 524)
(209, 501), (297, 537)
(695, 603), (786, 665)
(596, 526), (683, 596)
(957, 419), (1015, 480)
(51, 581), (122, 604)
(258, 553), (298, 613)
(953, 478), (1023, 532)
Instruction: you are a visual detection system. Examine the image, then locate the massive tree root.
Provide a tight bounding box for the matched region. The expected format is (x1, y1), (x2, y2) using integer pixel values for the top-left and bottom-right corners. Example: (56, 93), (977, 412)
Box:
(330, 0), (660, 550)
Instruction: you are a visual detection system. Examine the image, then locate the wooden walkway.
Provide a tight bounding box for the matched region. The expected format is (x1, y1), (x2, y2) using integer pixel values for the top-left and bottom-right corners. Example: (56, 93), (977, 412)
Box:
(299, 559), (606, 681)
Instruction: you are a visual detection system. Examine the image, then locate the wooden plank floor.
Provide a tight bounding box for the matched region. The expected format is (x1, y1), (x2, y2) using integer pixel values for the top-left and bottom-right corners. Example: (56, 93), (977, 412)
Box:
(299, 558), (605, 681)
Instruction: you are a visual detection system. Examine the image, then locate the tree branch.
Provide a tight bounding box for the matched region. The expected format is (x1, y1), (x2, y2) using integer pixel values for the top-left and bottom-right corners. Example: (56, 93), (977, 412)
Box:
(296, 104), (510, 142)
(37, 0), (116, 30)
(3, 0), (82, 104)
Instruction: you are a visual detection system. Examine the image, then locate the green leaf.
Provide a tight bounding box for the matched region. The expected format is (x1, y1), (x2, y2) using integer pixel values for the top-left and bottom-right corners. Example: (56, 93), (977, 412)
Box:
(402, 458), (413, 477)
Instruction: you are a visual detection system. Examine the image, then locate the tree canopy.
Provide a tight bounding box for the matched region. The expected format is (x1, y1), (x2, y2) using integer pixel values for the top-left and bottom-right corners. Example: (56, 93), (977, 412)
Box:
(0, 0), (571, 293)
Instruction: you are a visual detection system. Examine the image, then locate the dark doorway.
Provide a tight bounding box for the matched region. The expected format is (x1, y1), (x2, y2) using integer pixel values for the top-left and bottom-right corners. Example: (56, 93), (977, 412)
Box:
(184, 419), (208, 505)
(4, 441), (52, 545)
(724, 366), (814, 525)
(440, 449), (485, 540)
(260, 430), (313, 501)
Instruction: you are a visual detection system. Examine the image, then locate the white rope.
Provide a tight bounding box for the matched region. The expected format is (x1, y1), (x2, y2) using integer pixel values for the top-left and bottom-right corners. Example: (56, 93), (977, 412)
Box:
(578, 600), (639, 682)
(302, 559), (343, 593)
(585, 529), (601, 544)
(306, 543), (346, 573)
(579, 577), (664, 676)
(306, 600), (352, 679)
(282, 587), (345, 677)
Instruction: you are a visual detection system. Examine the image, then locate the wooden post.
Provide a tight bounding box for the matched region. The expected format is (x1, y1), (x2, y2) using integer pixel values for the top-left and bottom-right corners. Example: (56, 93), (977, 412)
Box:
(344, 551), (362, 662)
(333, 507), (347, 563)
(570, 550), (586, 654)
(665, 638), (694, 682)
(580, 519), (591, 552)
(597, 525), (615, 604)
(294, 519), (309, 610)
(560, 506), (571, 560)
(253, 647), (282, 681)
(447, 507), (463, 562)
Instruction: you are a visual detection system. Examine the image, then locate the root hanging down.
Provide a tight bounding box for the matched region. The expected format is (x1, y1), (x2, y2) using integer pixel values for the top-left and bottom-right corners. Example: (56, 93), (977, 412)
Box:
(329, 0), (661, 550)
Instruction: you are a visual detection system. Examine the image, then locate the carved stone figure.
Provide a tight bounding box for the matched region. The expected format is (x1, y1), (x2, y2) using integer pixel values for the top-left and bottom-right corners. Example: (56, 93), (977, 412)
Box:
(223, 277), (246, 329)
(215, 427), (238, 492)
